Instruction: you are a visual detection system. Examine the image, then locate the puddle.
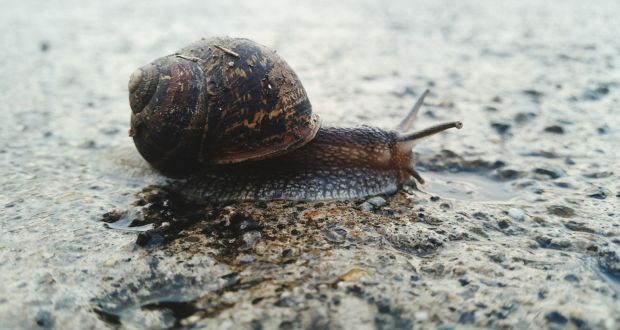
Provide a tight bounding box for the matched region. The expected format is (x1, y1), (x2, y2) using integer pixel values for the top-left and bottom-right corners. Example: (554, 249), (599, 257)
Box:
(91, 274), (204, 329)
(421, 171), (519, 202)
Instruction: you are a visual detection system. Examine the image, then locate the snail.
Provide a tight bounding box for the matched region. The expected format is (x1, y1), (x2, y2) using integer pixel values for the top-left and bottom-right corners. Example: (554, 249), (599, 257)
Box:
(128, 37), (462, 202)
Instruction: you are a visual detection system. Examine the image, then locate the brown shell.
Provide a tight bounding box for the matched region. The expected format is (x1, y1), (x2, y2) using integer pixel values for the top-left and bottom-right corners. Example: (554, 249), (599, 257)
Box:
(128, 37), (320, 175)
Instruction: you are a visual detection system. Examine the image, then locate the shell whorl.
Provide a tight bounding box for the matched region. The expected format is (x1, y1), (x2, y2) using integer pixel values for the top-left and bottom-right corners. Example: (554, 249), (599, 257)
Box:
(129, 37), (320, 176)
(129, 57), (207, 175)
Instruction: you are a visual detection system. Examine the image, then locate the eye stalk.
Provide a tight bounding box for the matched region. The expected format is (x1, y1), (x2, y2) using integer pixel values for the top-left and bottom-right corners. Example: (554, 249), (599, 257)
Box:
(395, 89), (463, 148)
(397, 121), (463, 144)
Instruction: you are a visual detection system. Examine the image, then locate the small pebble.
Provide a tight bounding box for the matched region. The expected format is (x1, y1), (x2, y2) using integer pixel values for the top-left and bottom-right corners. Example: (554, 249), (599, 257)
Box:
(230, 212), (261, 231)
(324, 226), (347, 243)
(533, 168), (563, 179)
(414, 311), (429, 322)
(554, 181), (571, 188)
(538, 290), (547, 300)
(135, 231), (164, 247)
(582, 84), (609, 101)
(459, 311), (475, 324)
(305, 210), (325, 221)
(569, 317), (587, 329)
(489, 253), (506, 264)
(359, 202), (373, 212)
(545, 311), (567, 324)
(494, 168), (522, 181)
(367, 196), (386, 207)
(453, 267), (466, 276)
(40, 41), (50, 52)
(35, 309), (53, 328)
(159, 222), (170, 230)
(376, 301), (391, 313)
(238, 254), (256, 264)
(497, 219), (510, 229)
(338, 268), (369, 282)
(359, 196), (386, 211)
(80, 140), (97, 149)
(242, 231), (261, 251)
(491, 122), (511, 134)
(598, 249), (620, 279)
(103, 256), (121, 267)
(547, 205), (575, 218)
(597, 124), (610, 134)
(544, 125), (565, 134)
(563, 274), (579, 283)
(439, 202), (451, 210)
(182, 315), (202, 325)
(586, 187), (610, 199)
(514, 112), (537, 123)
(522, 89), (544, 100)
(101, 210), (123, 223)
(274, 296), (295, 308)
(508, 208), (526, 221)
(583, 171), (613, 179)
(136, 232), (152, 246)
(564, 221), (595, 233)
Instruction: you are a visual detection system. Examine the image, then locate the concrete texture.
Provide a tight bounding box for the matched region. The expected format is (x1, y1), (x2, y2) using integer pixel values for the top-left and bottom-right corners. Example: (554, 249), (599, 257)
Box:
(1, 0), (619, 329)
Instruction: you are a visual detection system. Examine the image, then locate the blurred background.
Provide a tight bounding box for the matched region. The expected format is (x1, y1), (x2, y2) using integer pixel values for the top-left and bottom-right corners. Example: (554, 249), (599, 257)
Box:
(2, 0), (618, 165)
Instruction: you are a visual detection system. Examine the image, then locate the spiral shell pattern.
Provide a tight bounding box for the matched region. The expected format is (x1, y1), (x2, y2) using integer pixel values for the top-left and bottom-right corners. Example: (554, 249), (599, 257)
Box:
(129, 37), (320, 175)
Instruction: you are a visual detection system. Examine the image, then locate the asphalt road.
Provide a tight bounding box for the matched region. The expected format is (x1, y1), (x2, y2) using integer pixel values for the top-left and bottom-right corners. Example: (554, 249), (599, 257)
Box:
(1, 0), (619, 328)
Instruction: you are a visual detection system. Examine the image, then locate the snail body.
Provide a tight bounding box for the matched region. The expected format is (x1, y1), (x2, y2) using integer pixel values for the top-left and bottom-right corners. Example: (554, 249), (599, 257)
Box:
(128, 37), (461, 202)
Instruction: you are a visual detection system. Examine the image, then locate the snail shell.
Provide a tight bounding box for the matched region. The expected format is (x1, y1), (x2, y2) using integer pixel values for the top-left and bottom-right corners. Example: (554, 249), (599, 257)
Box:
(129, 37), (320, 176)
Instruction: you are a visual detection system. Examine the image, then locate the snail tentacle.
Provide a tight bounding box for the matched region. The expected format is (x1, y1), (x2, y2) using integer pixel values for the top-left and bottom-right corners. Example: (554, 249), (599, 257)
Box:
(407, 164), (425, 185)
(397, 121), (463, 147)
(396, 89), (430, 132)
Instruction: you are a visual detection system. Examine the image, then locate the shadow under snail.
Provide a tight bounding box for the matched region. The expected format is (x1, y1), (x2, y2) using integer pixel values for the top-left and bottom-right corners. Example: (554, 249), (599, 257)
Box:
(128, 37), (462, 202)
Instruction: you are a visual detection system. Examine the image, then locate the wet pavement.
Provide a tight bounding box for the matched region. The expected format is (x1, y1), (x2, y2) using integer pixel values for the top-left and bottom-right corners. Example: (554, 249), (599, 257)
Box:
(1, 0), (619, 329)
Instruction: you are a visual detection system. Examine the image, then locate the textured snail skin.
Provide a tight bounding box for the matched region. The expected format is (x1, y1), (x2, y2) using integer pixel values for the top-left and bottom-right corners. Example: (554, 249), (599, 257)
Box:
(172, 126), (412, 201)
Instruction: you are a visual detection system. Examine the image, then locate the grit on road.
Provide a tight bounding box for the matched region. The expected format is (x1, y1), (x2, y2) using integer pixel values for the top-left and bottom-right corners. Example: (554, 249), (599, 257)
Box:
(1, 0), (619, 329)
